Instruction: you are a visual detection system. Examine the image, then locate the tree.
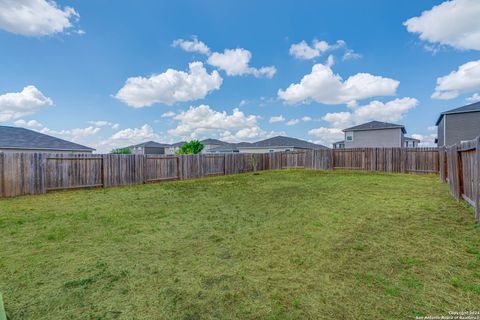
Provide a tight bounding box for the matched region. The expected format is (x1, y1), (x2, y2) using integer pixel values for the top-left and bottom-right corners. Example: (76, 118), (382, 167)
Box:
(177, 140), (204, 154)
(110, 147), (132, 154)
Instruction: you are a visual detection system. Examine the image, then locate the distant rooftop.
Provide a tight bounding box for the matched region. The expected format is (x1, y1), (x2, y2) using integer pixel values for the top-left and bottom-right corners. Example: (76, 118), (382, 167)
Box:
(241, 136), (328, 150)
(435, 101), (480, 125)
(343, 121), (406, 134)
(170, 141), (186, 147)
(128, 136), (328, 151)
(0, 126), (95, 152)
(201, 138), (227, 145)
(129, 141), (171, 148)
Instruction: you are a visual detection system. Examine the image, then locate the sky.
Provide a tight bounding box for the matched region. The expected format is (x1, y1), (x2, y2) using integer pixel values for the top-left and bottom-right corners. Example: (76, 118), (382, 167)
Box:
(0, 0), (479, 152)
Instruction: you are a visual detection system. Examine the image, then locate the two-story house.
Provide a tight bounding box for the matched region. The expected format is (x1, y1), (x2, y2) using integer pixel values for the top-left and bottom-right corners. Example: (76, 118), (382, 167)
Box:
(435, 101), (480, 147)
(342, 121), (407, 148)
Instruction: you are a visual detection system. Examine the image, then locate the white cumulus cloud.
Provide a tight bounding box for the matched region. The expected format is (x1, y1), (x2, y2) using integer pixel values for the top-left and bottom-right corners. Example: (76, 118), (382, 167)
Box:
(289, 39), (331, 60)
(207, 48), (276, 78)
(322, 98), (418, 128)
(87, 120), (119, 130)
(432, 60), (480, 100)
(161, 111), (176, 118)
(168, 104), (273, 142)
(40, 126), (101, 138)
(278, 63), (399, 105)
(466, 93), (480, 103)
(0, 85), (53, 122)
(14, 119), (43, 127)
(93, 124), (160, 152)
(411, 132), (438, 147)
(404, 0), (480, 51)
(286, 119), (300, 126)
(309, 98), (418, 145)
(172, 37), (277, 79)
(289, 39), (361, 61)
(172, 37), (210, 55)
(269, 115), (285, 123)
(308, 127), (344, 146)
(0, 0), (80, 36)
(115, 62), (222, 108)
(301, 116), (312, 122)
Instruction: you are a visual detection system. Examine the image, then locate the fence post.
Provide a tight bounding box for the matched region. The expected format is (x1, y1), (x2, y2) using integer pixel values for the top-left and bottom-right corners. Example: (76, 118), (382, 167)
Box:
(0, 153), (4, 198)
(475, 138), (480, 221)
(401, 148), (407, 173)
(102, 154), (108, 188)
(454, 145), (463, 200)
(34, 153), (47, 195)
(331, 149), (335, 170)
(142, 155), (147, 184)
(439, 147), (446, 182)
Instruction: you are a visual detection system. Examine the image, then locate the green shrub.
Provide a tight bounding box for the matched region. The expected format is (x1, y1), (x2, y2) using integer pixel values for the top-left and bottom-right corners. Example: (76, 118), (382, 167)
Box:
(110, 148), (132, 154)
(177, 140), (204, 154)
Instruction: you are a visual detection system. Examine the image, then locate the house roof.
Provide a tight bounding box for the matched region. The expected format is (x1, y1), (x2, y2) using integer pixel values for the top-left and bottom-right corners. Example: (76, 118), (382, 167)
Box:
(343, 121), (406, 134)
(404, 136), (420, 142)
(0, 126), (95, 152)
(208, 146), (239, 152)
(201, 138), (227, 145)
(170, 141), (186, 147)
(333, 140), (345, 145)
(129, 141), (171, 148)
(435, 101), (480, 125)
(235, 142), (253, 147)
(239, 136), (328, 150)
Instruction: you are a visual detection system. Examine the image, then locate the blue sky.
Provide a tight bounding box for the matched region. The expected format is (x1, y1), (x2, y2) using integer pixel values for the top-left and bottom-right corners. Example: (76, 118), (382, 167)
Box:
(0, 0), (479, 152)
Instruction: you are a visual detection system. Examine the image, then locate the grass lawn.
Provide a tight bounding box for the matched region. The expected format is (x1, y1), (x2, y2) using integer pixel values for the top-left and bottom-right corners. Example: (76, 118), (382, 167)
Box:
(0, 170), (479, 319)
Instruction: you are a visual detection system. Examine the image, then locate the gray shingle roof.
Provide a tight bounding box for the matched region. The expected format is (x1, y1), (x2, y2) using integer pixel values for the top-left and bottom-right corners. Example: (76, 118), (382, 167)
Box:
(170, 141), (186, 147)
(129, 141), (171, 148)
(239, 136), (328, 150)
(0, 126), (95, 151)
(235, 142), (253, 147)
(435, 101), (480, 125)
(163, 137), (328, 150)
(343, 121), (406, 134)
(201, 138), (227, 145)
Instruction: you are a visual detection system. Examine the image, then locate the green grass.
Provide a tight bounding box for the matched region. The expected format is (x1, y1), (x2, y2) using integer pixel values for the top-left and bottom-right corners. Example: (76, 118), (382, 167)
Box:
(0, 170), (479, 319)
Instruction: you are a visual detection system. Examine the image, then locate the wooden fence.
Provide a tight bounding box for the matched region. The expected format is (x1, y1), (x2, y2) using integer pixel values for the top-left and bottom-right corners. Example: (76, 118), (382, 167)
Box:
(333, 147), (439, 173)
(0, 148), (438, 198)
(442, 137), (480, 221)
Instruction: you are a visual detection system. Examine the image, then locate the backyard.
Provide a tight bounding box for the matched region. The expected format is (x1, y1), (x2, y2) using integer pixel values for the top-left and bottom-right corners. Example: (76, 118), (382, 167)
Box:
(0, 169), (479, 319)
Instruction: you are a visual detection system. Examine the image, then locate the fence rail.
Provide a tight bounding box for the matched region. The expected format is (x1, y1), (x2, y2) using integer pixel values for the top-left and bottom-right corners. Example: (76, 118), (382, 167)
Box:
(0, 148), (439, 199)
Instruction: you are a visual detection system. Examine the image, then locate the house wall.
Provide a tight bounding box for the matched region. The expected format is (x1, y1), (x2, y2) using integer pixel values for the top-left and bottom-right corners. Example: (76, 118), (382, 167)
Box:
(144, 147), (165, 155)
(238, 147), (299, 153)
(437, 117), (445, 147)
(444, 112), (480, 146)
(344, 128), (403, 148)
(164, 147), (179, 155)
(0, 148), (92, 154)
(130, 146), (166, 155)
(202, 144), (223, 153)
(404, 140), (419, 148)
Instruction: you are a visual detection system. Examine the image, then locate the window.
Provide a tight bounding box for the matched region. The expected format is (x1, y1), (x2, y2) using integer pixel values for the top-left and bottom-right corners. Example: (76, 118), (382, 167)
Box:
(346, 131), (354, 141)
